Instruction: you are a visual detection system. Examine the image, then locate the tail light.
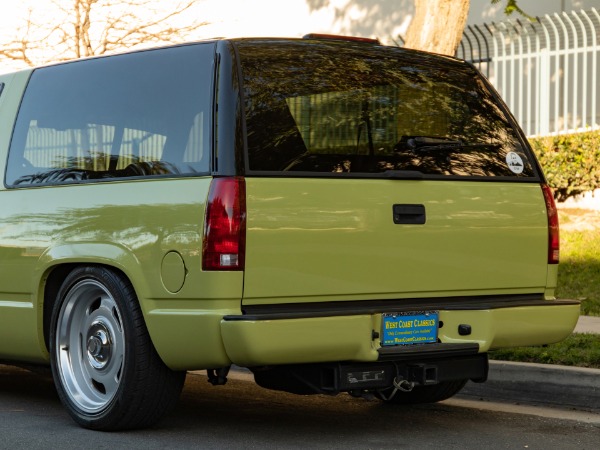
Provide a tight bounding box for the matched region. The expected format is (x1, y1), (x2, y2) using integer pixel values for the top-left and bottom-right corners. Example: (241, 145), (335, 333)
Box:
(202, 177), (246, 271)
(542, 184), (559, 264)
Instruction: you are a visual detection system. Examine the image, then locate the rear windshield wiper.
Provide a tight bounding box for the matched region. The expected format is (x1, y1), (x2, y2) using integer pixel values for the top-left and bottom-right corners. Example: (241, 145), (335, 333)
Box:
(403, 136), (499, 153)
(405, 136), (463, 152)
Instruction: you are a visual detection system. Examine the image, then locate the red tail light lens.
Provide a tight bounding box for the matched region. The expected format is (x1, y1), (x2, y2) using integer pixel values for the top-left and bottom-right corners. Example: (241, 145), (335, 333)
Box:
(542, 184), (559, 264)
(202, 177), (246, 271)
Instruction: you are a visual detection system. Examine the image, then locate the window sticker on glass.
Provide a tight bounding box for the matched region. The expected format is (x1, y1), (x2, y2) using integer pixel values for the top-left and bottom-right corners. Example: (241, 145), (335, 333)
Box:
(506, 151), (525, 174)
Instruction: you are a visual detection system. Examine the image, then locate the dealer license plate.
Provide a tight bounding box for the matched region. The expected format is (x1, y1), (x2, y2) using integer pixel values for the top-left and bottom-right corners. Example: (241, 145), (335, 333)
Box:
(381, 311), (439, 346)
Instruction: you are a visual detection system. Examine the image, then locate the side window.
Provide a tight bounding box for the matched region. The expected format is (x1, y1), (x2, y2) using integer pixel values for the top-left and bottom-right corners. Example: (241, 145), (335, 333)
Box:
(0, 82), (4, 98)
(6, 43), (215, 187)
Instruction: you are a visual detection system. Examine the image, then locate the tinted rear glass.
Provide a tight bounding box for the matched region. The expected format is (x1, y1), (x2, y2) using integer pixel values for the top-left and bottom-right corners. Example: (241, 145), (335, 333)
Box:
(6, 43), (214, 187)
(237, 40), (535, 178)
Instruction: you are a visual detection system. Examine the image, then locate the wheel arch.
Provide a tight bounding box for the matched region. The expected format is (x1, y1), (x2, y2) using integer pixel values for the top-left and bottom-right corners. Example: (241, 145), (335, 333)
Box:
(37, 243), (151, 352)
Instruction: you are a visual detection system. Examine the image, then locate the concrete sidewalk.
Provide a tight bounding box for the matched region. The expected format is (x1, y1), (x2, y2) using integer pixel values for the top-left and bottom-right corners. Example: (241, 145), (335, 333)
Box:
(574, 315), (600, 334)
(460, 314), (600, 412)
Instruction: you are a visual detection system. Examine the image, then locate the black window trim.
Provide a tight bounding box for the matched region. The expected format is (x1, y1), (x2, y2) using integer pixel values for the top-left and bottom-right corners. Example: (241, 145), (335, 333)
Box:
(241, 170), (542, 183)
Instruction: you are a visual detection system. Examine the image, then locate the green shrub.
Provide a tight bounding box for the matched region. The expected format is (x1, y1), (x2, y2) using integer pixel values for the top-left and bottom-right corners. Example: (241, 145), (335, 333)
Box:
(529, 130), (600, 201)
(490, 333), (600, 368)
(557, 223), (600, 316)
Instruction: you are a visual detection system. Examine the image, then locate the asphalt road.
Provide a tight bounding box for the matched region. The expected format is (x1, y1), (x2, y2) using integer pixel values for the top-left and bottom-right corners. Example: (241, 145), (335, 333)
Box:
(1, 364), (599, 449)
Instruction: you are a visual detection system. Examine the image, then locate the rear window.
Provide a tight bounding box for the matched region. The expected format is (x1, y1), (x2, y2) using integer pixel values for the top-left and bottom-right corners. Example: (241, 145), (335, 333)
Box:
(237, 40), (536, 179)
(6, 43), (215, 187)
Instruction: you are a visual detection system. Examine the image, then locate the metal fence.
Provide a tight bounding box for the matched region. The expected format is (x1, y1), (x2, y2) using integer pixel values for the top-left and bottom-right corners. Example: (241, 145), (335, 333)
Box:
(456, 8), (600, 137)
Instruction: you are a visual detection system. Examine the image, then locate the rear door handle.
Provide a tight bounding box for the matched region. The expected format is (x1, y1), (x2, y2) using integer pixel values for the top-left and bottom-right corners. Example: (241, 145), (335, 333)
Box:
(393, 204), (426, 224)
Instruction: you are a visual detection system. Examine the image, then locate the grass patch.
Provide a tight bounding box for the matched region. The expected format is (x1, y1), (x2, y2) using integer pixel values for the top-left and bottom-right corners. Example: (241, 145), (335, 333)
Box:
(492, 209), (600, 367)
(557, 210), (600, 316)
(490, 333), (600, 369)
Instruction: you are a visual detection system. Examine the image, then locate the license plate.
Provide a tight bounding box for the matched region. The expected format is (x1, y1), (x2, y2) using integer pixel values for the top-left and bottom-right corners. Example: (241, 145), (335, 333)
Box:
(381, 311), (439, 346)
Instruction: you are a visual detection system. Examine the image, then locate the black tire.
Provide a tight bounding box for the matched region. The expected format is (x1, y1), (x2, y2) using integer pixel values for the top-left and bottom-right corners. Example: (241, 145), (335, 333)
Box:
(49, 265), (186, 430)
(377, 379), (467, 405)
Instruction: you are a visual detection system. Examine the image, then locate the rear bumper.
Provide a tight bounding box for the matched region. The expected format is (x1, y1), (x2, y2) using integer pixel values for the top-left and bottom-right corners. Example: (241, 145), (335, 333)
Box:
(220, 298), (580, 366)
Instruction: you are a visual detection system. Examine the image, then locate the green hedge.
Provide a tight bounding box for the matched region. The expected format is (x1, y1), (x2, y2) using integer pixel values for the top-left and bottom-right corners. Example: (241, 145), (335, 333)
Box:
(529, 130), (600, 202)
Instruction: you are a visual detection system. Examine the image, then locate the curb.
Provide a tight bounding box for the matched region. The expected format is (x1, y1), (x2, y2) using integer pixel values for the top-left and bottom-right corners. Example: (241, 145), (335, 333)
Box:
(459, 360), (600, 412)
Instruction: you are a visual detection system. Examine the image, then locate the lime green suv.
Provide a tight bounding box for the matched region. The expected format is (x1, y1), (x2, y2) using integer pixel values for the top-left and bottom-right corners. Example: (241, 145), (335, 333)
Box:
(0, 36), (579, 430)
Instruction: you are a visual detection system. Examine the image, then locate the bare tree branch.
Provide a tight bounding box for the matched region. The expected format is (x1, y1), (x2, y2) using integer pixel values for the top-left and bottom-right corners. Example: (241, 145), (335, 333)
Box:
(0, 0), (208, 68)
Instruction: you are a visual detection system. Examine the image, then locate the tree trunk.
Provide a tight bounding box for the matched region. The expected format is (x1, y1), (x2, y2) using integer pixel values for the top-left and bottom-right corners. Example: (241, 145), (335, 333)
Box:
(404, 0), (470, 56)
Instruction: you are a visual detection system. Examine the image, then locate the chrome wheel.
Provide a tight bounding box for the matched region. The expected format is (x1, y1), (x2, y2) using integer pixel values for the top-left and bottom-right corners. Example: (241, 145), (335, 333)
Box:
(50, 266), (185, 430)
(55, 279), (125, 413)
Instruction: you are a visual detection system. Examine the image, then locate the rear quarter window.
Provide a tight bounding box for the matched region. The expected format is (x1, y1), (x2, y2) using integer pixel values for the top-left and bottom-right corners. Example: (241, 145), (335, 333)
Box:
(5, 43), (215, 187)
(236, 40), (537, 179)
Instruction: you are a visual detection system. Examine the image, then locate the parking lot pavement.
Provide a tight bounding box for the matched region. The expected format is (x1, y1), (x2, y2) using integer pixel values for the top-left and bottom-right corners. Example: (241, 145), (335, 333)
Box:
(459, 360), (600, 412)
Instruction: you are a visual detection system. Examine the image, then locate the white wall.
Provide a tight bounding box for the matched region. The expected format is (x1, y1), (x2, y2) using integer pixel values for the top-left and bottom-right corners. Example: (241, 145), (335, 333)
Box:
(467, 0), (600, 25)
(198, 0), (600, 45)
(197, 0), (600, 46)
(195, 0), (415, 45)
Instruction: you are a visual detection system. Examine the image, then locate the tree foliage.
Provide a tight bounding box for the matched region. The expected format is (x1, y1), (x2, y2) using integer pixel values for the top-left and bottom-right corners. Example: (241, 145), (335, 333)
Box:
(529, 130), (600, 202)
(491, 0), (532, 19)
(0, 0), (207, 67)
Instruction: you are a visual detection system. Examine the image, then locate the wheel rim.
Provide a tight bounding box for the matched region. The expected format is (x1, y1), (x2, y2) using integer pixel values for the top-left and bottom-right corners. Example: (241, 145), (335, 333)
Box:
(55, 279), (125, 414)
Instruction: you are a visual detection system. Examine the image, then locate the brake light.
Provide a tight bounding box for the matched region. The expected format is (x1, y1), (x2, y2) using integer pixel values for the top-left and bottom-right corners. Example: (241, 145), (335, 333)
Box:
(542, 184), (559, 264)
(202, 177), (246, 271)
